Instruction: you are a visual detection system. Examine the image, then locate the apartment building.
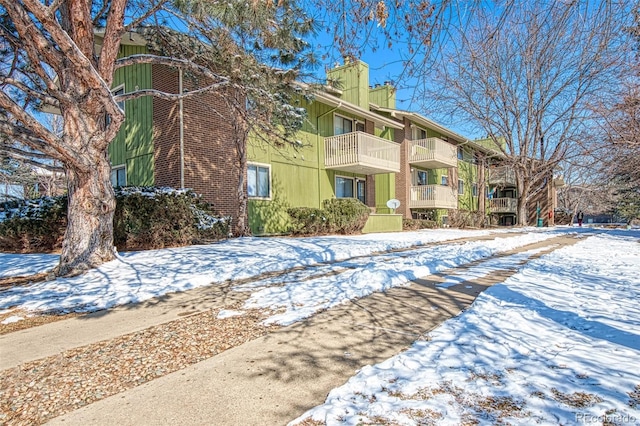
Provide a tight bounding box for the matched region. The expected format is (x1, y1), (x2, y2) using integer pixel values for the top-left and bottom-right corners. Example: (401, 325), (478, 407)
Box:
(109, 53), (558, 233)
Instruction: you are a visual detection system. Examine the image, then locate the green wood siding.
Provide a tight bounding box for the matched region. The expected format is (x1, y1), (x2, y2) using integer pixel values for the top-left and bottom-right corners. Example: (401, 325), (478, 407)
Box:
(457, 150), (480, 211)
(108, 44), (153, 186)
(369, 85), (395, 109)
(326, 61), (370, 109)
(126, 153), (154, 186)
(362, 214), (402, 233)
(375, 173), (395, 214)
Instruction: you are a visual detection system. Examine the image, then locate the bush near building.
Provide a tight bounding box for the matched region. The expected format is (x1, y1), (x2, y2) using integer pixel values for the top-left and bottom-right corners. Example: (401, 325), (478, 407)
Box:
(287, 198), (370, 235)
(0, 188), (230, 253)
(402, 218), (437, 231)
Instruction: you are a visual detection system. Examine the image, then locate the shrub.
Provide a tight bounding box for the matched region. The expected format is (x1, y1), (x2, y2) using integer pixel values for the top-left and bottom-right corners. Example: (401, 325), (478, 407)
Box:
(0, 187), (230, 253)
(402, 218), (437, 231)
(448, 210), (487, 228)
(322, 198), (370, 234)
(286, 207), (328, 235)
(288, 198), (370, 235)
(0, 196), (67, 252)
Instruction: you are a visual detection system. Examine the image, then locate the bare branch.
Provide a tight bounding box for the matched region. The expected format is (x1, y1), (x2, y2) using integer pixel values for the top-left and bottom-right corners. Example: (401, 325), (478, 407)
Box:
(114, 54), (230, 85)
(124, 0), (168, 31)
(116, 83), (232, 103)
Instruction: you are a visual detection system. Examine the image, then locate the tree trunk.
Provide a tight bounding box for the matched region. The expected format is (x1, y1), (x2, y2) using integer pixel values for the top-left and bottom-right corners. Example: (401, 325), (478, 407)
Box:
(517, 177), (531, 226)
(235, 148), (250, 237)
(233, 120), (251, 237)
(58, 152), (116, 276)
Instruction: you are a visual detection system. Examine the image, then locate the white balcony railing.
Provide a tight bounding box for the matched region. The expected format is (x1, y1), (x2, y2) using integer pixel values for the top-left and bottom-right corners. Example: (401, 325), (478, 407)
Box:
(409, 137), (457, 169)
(488, 167), (516, 186)
(409, 185), (458, 209)
(489, 197), (518, 213)
(324, 131), (400, 175)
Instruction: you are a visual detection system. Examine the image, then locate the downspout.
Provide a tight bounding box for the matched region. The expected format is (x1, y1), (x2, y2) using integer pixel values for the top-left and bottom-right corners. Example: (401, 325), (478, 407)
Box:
(316, 103), (341, 208)
(179, 68), (185, 189)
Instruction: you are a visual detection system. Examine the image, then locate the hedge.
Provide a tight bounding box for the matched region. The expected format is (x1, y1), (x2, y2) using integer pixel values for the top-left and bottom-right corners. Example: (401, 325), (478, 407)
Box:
(0, 187), (230, 253)
(287, 198), (370, 235)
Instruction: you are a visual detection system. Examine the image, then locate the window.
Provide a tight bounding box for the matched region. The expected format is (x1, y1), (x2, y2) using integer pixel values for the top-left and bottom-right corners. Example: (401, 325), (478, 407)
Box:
(441, 175), (448, 186)
(457, 147), (464, 160)
(248, 163), (271, 198)
(335, 176), (354, 198)
(417, 170), (427, 186)
(334, 115), (353, 135)
(442, 215), (449, 226)
(472, 182), (478, 197)
(412, 126), (427, 140)
(458, 179), (465, 195)
(111, 165), (126, 187)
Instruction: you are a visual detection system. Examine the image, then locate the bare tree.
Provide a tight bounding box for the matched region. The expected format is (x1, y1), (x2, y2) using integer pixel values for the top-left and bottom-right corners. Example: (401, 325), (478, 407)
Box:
(593, 81), (640, 223)
(419, 1), (633, 225)
(0, 0), (313, 275)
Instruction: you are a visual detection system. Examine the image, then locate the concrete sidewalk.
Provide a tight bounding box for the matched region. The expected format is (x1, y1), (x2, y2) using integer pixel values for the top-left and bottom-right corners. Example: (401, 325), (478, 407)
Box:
(46, 235), (579, 426)
(47, 272), (477, 425)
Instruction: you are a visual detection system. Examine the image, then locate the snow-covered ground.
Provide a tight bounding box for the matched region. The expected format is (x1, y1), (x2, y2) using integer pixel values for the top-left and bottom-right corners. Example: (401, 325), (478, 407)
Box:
(293, 229), (640, 426)
(2, 226), (639, 425)
(234, 231), (558, 325)
(0, 227), (527, 313)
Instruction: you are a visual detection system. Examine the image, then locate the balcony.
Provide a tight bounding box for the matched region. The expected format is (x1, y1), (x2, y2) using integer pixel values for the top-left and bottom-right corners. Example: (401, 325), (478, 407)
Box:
(409, 137), (457, 169)
(489, 197), (518, 213)
(488, 167), (516, 186)
(409, 185), (458, 209)
(324, 131), (400, 175)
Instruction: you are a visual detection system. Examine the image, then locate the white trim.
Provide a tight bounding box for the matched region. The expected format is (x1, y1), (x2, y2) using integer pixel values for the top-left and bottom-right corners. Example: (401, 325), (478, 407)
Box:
(247, 162), (272, 200)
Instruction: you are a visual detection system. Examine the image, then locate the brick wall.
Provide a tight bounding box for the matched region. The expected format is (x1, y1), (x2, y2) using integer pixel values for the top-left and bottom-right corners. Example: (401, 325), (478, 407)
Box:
(394, 117), (411, 218)
(152, 65), (242, 223)
(152, 66), (181, 190)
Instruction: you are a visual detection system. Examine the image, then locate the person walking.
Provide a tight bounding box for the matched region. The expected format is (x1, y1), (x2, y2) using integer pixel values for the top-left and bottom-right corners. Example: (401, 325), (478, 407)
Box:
(577, 210), (584, 227)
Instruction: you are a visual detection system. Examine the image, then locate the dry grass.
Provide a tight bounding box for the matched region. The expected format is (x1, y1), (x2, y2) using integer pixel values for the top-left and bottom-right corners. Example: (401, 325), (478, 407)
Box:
(399, 407), (443, 424)
(628, 384), (640, 408)
(293, 418), (325, 426)
(550, 388), (604, 408)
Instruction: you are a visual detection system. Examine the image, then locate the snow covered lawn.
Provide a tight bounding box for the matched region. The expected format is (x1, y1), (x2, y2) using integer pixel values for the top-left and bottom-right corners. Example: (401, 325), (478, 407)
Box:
(0, 227), (527, 314)
(294, 229), (640, 425)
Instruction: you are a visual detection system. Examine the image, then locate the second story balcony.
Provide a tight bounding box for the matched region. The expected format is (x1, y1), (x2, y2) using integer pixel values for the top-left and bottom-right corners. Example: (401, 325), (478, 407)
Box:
(324, 131), (400, 175)
(409, 137), (457, 169)
(489, 197), (518, 214)
(488, 167), (516, 187)
(409, 185), (458, 209)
